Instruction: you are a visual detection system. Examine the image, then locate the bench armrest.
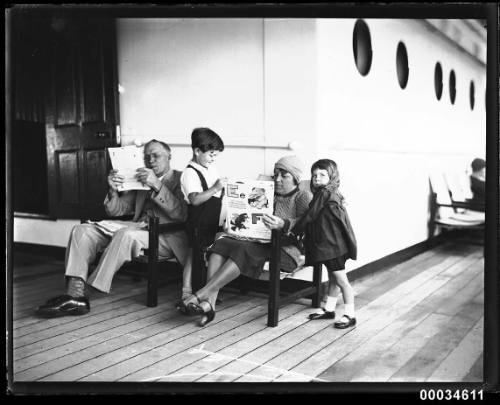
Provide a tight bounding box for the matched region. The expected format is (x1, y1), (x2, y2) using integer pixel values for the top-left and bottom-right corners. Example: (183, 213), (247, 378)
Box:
(437, 201), (485, 212)
(156, 222), (186, 233)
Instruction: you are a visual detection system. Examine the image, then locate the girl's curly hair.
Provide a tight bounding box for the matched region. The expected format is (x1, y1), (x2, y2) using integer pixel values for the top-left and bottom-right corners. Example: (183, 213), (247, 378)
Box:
(310, 159), (345, 205)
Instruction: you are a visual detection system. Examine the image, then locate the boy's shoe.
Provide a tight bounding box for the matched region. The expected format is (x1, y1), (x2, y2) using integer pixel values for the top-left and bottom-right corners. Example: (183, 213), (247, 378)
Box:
(308, 309), (335, 320)
(334, 315), (356, 329)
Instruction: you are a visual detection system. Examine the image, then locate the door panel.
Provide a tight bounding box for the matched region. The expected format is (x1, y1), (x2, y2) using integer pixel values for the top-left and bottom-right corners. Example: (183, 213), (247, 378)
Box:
(81, 148), (109, 218)
(56, 150), (80, 205)
(81, 36), (105, 124)
(54, 41), (79, 127)
(46, 18), (118, 219)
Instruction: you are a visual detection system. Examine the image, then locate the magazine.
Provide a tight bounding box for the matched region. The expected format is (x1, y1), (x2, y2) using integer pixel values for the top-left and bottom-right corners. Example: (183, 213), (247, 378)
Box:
(108, 145), (150, 191)
(223, 179), (274, 242)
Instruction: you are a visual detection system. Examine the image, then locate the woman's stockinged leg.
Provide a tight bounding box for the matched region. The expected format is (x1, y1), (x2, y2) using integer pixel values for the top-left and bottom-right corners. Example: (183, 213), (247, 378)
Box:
(181, 248), (193, 299)
(187, 254), (241, 308)
(206, 252), (225, 280)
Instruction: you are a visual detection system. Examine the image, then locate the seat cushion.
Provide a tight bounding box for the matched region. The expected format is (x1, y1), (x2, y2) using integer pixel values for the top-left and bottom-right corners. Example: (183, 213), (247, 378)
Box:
(259, 256), (328, 282)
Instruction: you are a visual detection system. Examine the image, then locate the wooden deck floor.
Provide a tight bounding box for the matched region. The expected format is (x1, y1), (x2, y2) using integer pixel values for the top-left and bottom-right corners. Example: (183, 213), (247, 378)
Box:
(10, 241), (484, 384)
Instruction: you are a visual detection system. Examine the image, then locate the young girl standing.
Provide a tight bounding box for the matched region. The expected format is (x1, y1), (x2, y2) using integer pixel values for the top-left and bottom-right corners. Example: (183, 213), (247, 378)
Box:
(294, 159), (358, 329)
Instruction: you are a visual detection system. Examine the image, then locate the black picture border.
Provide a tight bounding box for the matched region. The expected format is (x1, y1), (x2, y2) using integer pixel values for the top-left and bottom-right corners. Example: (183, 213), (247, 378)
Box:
(5, 2), (499, 399)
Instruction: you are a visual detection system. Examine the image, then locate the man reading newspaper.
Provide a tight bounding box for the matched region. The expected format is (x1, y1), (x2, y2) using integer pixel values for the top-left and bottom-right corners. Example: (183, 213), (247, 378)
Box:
(36, 140), (188, 318)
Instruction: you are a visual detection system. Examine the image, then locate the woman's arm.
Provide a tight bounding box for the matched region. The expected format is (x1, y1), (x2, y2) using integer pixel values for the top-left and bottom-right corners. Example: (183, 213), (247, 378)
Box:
(263, 189), (314, 233)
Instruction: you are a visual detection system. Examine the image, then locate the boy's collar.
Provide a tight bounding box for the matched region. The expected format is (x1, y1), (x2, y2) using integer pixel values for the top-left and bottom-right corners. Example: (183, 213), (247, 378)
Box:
(189, 160), (209, 171)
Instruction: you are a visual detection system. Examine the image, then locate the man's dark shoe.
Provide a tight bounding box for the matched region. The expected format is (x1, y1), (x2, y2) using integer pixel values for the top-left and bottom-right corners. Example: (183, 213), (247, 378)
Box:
(36, 294), (90, 318)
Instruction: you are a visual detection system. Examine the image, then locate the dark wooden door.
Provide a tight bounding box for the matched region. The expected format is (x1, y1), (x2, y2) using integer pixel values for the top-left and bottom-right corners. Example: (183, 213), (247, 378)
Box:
(45, 18), (119, 220)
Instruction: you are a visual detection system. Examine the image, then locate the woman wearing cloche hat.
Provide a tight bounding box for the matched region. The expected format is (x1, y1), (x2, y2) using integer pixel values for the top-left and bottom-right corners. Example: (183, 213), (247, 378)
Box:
(177, 155), (312, 326)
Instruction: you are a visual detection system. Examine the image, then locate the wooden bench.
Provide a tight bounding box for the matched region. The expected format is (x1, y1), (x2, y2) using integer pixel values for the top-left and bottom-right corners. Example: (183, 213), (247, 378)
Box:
(443, 170), (485, 212)
(428, 173), (485, 239)
(131, 216), (185, 307)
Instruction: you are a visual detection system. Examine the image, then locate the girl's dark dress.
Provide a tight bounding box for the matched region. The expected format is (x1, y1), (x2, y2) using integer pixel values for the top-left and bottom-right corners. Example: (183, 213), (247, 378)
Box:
(294, 184), (357, 269)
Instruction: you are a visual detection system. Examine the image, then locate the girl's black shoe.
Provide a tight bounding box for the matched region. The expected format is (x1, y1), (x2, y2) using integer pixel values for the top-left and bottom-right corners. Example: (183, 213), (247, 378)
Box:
(334, 315), (356, 329)
(308, 310), (335, 320)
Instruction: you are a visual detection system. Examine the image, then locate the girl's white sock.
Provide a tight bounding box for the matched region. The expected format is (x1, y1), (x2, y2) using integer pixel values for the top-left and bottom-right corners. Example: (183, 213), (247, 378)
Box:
(324, 296), (338, 312)
(343, 303), (355, 318)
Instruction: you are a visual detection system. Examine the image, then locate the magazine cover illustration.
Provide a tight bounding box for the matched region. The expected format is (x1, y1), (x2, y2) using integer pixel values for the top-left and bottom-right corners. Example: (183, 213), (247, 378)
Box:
(224, 180), (274, 241)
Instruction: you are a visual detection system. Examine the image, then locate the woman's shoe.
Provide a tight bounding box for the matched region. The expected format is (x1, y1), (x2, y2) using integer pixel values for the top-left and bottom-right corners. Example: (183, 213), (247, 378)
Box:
(334, 315), (356, 329)
(185, 293), (205, 316)
(175, 292), (196, 315)
(198, 300), (215, 327)
(308, 309), (335, 320)
(175, 300), (189, 315)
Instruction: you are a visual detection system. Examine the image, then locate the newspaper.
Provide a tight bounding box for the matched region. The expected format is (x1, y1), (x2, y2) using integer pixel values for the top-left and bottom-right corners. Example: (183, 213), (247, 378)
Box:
(108, 145), (150, 191)
(223, 179), (274, 242)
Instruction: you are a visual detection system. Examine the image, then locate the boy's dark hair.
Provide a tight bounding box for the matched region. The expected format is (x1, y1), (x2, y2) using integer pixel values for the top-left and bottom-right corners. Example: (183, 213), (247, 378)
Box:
(191, 128), (224, 152)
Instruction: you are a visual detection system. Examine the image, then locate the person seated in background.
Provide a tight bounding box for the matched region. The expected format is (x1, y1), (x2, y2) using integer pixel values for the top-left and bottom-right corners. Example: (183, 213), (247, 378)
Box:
(469, 157), (486, 204)
(36, 140), (188, 318)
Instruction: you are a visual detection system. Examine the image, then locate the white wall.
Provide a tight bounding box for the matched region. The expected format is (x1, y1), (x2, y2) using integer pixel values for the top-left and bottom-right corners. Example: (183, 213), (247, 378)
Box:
(117, 18), (318, 177)
(14, 218), (79, 247)
(316, 19), (486, 269)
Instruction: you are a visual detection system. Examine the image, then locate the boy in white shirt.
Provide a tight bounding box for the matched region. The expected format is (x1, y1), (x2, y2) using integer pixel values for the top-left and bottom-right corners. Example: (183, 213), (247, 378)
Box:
(178, 128), (226, 307)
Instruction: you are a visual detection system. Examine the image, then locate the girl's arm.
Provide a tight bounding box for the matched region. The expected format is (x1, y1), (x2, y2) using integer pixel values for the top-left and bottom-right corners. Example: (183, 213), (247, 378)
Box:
(292, 188), (330, 233)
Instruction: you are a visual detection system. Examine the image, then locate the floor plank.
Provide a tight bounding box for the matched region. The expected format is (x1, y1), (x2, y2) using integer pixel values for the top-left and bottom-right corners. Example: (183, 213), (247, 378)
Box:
(427, 316), (483, 382)
(388, 302), (484, 382)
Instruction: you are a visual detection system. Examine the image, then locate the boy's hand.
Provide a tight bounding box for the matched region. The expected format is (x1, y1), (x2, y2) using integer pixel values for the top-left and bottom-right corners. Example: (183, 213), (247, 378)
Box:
(214, 177), (228, 191)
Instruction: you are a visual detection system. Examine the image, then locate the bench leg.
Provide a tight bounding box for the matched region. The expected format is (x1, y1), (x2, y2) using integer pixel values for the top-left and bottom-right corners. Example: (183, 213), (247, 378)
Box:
(267, 230), (281, 327)
(268, 276), (279, 327)
(147, 260), (158, 307)
(146, 216), (159, 307)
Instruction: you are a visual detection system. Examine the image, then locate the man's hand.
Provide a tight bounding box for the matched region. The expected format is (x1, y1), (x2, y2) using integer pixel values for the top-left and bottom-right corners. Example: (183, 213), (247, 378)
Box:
(107, 169), (125, 193)
(262, 214), (285, 230)
(136, 168), (162, 192)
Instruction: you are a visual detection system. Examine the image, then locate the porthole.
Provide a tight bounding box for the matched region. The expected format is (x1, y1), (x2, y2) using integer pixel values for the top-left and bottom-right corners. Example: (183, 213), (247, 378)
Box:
(449, 70), (456, 104)
(469, 80), (475, 110)
(396, 41), (409, 89)
(434, 62), (443, 100)
(352, 19), (372, 76)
